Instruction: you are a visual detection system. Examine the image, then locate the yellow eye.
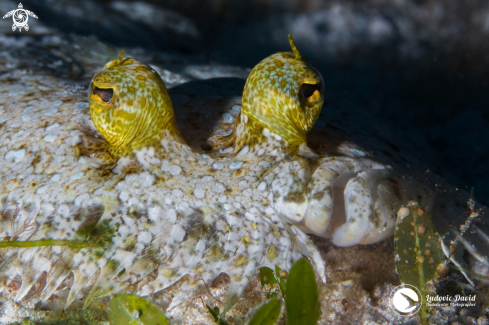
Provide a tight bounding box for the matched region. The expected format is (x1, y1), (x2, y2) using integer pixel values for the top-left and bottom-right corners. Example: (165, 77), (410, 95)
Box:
(92, 86), (114, 103)
(301, 82), (322, 100)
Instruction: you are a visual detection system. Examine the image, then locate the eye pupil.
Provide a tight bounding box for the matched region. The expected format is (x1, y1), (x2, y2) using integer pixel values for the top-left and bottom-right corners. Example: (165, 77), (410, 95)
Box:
(93, 87), (114, 103)
(301, 82), (321, 98)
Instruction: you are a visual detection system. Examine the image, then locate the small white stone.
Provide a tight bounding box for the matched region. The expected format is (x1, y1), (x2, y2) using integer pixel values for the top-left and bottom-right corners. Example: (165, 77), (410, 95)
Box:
(232, 105), (241, 112)
(36, 186), (47, 194)
(257, 148), (265, 157)
(218, 195), (227, 203)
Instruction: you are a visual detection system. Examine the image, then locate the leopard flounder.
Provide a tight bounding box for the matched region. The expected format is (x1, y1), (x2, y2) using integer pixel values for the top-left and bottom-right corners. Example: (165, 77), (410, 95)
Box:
(0, 40), (333, 317)
(211, 35), (405, 246)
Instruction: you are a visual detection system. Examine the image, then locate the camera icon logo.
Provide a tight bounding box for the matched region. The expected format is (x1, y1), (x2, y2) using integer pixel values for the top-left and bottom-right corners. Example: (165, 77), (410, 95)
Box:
(390, 284), (422, 316)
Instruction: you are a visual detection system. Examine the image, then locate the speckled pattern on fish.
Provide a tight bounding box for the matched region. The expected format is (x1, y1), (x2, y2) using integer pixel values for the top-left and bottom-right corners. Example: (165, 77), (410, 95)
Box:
(1, 35), (486, 325)
(0, 49), (331, 323)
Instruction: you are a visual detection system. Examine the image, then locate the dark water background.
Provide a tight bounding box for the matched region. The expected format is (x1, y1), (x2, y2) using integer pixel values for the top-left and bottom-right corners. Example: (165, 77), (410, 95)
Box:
(4, 0), (489, 206)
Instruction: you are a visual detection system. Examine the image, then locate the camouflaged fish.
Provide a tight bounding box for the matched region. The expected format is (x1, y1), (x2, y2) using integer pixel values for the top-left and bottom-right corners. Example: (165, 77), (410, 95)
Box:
(0, 35), (487, 323)
(0, 38), (333, 317)
(209, 36), (407, 247)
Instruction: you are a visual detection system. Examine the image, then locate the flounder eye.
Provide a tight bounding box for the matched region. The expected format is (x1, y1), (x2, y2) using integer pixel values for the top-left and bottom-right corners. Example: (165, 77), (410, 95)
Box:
(301, 82), (322, 99)
(93, 86), (114, 103)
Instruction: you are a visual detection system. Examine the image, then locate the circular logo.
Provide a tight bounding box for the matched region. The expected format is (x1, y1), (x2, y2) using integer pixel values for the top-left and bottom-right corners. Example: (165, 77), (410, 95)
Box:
(389, 284), (422, 316)
(13, 9), (28, 28)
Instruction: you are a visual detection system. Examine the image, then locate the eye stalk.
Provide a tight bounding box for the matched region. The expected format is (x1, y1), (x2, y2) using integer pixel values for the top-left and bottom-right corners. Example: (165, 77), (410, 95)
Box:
(88, 54), (182, 158)
(92, 86), (114, 103)
(301, 82), (322, 100)
(213, 35), (325, 154)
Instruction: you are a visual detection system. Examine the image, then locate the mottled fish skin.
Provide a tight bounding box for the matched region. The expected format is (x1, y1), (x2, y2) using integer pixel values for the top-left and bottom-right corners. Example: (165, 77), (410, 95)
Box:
(212, 37), (405, 246)
(0, 52), (325, 315)
(89, 53), (183, 159)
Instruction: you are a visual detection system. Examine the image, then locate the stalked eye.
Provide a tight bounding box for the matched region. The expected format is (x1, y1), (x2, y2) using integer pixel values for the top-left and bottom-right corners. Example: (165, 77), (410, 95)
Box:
(301, 82), (322, 99)
(93, 86), (114, 103)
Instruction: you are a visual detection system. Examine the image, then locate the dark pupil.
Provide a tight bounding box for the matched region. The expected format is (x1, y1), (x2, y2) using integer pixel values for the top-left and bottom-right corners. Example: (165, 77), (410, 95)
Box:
(301, 82), (321, 98)
(93, 87), (114, 103)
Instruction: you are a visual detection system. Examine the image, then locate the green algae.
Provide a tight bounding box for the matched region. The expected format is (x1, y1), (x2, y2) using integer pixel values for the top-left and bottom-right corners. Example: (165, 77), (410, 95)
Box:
(255, 259), (319, 325)
(394, 202), (447, 324)
(248, 298), (281, 325)
(0, 239), (88, 249)
(109, 294), (169, 325)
